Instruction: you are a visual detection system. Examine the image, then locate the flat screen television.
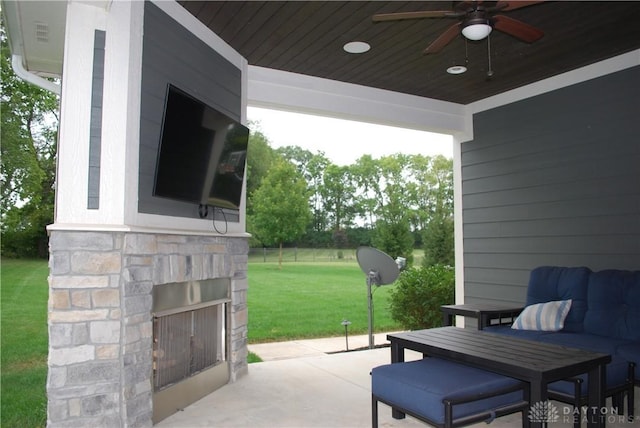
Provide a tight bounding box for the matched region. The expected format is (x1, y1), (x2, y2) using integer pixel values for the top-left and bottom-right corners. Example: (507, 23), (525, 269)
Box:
(153, 84), (249, 212)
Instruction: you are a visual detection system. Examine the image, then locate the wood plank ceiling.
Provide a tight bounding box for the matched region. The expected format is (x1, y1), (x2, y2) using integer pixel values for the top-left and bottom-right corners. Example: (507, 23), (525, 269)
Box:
(179, 1), (640, 105)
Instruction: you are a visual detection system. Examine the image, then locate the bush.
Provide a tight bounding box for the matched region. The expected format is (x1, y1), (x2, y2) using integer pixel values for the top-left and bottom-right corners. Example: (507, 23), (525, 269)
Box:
(388, 264), (455, 330)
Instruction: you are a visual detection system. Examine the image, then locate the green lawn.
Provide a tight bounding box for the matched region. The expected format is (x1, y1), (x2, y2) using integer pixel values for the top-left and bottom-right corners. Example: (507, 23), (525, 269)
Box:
(1, 258), (49, 428)
(0, 255), (404, 427)
(247, 262), (402, 343)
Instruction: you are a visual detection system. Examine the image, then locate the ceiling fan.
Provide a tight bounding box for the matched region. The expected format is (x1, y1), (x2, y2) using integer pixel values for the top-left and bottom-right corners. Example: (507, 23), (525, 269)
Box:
(372, 1), (545, 54)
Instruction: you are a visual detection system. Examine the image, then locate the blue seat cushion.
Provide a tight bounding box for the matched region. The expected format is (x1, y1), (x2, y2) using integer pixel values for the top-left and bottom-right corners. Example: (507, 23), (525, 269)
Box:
(548, 356), (630, 396)
(535, 332), (631, 355)
(484, 325), (552, 341)
(371, 358), (523, 425)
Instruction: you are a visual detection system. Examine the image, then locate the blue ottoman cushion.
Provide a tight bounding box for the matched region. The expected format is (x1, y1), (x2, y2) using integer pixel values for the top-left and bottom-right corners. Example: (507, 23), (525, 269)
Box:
(371, 358), (524, 425)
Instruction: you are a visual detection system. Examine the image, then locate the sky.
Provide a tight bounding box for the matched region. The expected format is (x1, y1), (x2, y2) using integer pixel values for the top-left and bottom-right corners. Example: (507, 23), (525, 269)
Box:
(247, 107), (453, 166)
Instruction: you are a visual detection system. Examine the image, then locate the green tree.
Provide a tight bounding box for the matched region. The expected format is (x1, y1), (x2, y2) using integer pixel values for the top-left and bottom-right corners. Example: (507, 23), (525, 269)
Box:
(422, 215), (454, 267)
(1, 21), (59, 257)
(245, 124), (279, 246)
(251, 160), (312, 268)
(245, 124), (277, 201)
(351, 154), (382, 228)
(321, 164), (355, 232)
(414, 155), (454, 266)
(371, 154), (414, 264)
(277, 146), (331, 236)
(371, 217), (414, 263)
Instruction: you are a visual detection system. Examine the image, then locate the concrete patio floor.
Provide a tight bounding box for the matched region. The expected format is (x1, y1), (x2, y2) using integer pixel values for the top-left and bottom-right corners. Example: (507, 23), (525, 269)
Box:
(156, 333), (640, 428)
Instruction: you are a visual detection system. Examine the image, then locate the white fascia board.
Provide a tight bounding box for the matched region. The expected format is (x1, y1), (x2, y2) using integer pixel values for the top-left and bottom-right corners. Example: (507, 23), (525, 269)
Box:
(248, 65), (470, 139)
(470, 49), (640, 114)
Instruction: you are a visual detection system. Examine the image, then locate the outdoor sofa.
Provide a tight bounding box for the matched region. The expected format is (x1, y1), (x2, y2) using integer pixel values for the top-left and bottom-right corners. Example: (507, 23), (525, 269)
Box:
(485, 266), (640, 426)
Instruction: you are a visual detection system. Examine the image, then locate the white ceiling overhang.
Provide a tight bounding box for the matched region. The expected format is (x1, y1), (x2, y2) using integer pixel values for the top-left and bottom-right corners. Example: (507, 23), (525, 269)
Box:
(2, 0), (67, 77)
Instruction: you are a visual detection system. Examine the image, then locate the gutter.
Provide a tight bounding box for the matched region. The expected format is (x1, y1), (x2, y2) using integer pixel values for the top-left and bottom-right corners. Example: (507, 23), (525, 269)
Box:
(11, 54), (61, 95)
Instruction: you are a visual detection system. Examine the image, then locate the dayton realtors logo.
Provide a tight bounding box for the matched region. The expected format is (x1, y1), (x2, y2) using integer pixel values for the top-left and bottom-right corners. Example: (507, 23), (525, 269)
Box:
(529, 401), (638, 424)
(528, 401), (559, 423)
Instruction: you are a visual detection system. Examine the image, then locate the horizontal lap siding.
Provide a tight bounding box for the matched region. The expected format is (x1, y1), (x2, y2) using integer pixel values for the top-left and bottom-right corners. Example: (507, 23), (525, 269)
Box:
(462, 66), (640, 306)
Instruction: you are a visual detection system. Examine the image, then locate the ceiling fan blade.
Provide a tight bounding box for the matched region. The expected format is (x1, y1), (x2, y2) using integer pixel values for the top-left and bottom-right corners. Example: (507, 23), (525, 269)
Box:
(493, 15), (544, 43)
(424, 22), (462, 54)
(495, 1), (544, 11)
(372, 10), (453, 22)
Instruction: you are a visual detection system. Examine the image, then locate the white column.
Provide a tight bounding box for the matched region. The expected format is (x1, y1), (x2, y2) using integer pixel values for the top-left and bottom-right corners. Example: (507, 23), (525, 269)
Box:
(53, 1), (143, 230)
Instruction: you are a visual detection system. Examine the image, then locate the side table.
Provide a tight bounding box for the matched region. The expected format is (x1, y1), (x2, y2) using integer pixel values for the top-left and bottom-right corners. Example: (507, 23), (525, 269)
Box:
(441, 303), (523, 330)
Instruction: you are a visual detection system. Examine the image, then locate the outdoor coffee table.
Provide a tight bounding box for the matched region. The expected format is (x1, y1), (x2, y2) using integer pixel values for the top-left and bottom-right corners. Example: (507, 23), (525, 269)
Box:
(387, 327), (611, 428)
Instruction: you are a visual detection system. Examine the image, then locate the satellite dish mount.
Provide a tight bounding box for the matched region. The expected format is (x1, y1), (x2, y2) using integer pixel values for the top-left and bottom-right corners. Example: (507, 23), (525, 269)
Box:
(356, 246), (400, 349)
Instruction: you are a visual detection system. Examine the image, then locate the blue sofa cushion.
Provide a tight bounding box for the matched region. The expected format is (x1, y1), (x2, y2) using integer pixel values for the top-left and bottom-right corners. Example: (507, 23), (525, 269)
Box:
(535, 332), (632, 355)
(548, 356), (630, 396)
(526, 266), (591, 332)
(484, 325), (552, 341)
(583, 269), (640, 341)
(371, 358), (523, 425)
(617, 343), (640, 379)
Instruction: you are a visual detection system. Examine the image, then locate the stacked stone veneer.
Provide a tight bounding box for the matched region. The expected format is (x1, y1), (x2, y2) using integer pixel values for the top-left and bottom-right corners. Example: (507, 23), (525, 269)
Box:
(47, 230), (248, 427)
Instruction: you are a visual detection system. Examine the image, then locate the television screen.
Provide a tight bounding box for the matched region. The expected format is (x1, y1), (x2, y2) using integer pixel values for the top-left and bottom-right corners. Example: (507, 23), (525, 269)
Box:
(206, 124), (248, 210)
(153, 85), (249, 211)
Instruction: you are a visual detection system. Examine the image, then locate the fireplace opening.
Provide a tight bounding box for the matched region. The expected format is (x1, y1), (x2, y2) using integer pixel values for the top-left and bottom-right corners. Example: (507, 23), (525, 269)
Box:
(152, 278), (231, 423)
(153, 304), (226, 390)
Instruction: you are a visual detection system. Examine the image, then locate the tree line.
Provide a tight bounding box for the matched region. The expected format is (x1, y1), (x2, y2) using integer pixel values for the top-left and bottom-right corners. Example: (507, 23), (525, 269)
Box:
(246, 124), (454, 268)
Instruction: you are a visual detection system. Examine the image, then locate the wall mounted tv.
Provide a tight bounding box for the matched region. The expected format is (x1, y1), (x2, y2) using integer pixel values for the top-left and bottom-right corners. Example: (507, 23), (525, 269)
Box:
(153, 84), (249, 212)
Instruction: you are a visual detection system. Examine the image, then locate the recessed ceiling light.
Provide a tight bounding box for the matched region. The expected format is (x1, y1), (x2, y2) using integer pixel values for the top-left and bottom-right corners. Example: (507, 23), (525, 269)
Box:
(447, 65), (467, 75)
(343, 41), (370, 54)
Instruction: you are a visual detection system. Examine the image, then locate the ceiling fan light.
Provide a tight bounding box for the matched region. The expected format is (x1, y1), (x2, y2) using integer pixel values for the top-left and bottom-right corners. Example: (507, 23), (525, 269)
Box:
(461, 23), (492, 41)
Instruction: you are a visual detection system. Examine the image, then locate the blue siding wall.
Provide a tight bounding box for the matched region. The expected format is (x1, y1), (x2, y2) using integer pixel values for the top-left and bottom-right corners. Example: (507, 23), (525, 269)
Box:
(138, 2), (242, 221)
(462, 66), (640, 305)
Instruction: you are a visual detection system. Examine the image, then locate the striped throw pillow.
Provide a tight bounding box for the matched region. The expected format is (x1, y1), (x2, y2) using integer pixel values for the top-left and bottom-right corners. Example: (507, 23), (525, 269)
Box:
(511, 299), (572, 331)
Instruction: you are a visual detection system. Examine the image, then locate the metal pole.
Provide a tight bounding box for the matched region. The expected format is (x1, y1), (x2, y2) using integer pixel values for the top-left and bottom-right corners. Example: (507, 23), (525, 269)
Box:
(367, 278), (374, 349)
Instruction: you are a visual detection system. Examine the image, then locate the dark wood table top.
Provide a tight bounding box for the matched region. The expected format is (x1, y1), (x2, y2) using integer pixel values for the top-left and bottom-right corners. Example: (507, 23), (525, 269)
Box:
(388, 327), (611, 382)
(440, 303), (524, 315)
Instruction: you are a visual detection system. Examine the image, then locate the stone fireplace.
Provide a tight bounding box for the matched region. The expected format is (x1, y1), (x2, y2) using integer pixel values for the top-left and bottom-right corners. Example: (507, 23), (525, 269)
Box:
(35, 1), (252, 426)
(47, 230), (248, 427)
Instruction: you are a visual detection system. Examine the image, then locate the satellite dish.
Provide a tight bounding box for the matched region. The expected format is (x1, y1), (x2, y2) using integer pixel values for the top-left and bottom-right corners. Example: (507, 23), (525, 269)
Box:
(356, 246), (400, 286)
(356, 246), (400, 349)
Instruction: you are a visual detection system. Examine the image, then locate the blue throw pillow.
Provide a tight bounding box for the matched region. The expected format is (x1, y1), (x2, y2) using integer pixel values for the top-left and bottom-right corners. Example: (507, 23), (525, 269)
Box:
(512, 300), (572, 331)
